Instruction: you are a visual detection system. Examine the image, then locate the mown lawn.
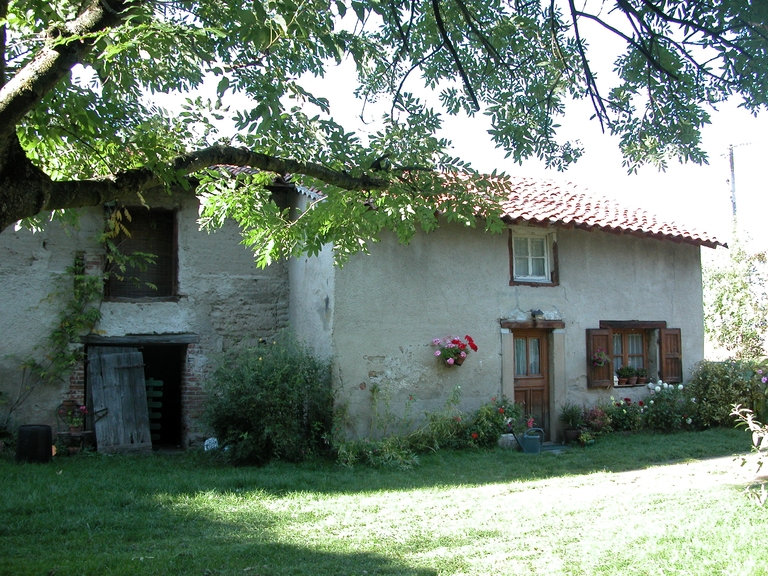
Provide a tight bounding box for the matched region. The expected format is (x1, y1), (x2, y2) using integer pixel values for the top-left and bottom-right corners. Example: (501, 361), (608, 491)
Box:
(1, 428), (765, 575)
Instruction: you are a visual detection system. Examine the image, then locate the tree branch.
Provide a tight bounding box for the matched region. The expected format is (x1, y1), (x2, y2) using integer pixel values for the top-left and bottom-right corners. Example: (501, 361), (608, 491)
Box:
(0, 0), (135, 141)
(567, 0), (608, 130)
(1, 144), (391, 231)
(431, 0), (480, 111)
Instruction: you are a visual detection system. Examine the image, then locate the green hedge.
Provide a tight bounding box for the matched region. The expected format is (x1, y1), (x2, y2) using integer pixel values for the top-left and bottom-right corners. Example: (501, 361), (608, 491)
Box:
(685, 360), (766, 427)
(204, 332), (333, 466)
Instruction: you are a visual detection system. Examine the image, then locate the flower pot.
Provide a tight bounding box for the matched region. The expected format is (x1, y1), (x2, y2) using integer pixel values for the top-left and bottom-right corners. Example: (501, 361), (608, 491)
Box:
(453, 356), (465, 366)
(638, 377), (647, 384)
(617, 378), (628, 385)
(69, 425), (82, 434)
(628, 376), (638, 385)
(563, 429), (580, 444)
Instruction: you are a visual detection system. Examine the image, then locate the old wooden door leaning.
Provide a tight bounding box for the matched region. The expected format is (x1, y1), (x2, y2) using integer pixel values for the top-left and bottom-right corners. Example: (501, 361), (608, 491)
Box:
(88, 346), (153, 453)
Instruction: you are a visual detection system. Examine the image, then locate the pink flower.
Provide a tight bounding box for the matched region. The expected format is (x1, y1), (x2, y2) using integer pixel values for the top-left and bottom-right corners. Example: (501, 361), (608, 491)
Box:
(527, 417), (534, 428)
(460, 351), (467, 358)
(432, 338), (441, 346)
(447, 357), (454, 365)
(434, 350), (441, 356)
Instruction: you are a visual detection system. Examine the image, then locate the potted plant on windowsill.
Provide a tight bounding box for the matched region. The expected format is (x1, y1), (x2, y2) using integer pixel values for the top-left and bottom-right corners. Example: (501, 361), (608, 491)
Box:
(615, 365), (637, 386)
(636, 368), (648, 384)
(559, 402), (583, 444)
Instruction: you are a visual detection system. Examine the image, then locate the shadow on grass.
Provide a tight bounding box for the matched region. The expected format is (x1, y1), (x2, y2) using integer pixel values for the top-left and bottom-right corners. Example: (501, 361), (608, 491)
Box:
(0, 427), (751, 575)
(200, 427), (752, 495)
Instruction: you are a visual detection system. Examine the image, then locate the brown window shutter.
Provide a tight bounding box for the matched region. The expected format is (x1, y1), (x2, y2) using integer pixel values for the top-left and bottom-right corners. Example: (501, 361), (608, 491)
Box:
(660, 328), (683, 383)
(587, 329), (613, 388)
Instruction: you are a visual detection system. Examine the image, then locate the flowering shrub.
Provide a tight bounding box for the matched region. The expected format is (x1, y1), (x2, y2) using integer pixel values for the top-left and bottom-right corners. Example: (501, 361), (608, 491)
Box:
(431, 335), (478, 365)
(582, 406), (611, 435)
(466, 396), (522, 448)
(643, 381), (696, 432)
(591, 349), (610, 367)
(605, 397), (644, 432)
(58, 404), (88, 427)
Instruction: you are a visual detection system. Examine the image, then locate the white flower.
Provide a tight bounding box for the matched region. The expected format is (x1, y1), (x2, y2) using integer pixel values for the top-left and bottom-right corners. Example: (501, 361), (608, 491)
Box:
(647, 382), (655, 390)
(691, 397), (696, 403)
(686, 418), (692, 425)
(649, 400), (654, 405)
(663, 382), (669, 389)
(678, 384), (684, 391)
(655, 386), (661, 393)
(658, 379), (663, 386)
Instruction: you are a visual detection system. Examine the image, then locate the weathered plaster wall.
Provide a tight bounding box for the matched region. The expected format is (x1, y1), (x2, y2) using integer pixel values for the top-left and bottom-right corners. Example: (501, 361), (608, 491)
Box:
(0, 191), (289, 433)
(288, 245), (335, 360)
(329, 221), (706, 438)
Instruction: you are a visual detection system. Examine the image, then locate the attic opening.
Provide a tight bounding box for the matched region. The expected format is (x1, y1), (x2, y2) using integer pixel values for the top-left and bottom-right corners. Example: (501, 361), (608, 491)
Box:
(84, 335), (196, 451)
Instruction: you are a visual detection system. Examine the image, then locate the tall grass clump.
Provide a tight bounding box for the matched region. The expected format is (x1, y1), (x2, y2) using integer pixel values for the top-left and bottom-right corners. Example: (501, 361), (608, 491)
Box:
(204, 331), (333, 466)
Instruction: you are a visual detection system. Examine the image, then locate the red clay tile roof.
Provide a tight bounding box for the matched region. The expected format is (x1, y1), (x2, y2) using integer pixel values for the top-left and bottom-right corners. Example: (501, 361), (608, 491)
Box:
(496, 176), (724, 248)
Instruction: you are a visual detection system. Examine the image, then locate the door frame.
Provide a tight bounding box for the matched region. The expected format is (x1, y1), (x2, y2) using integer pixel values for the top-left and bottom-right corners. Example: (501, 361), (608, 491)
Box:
(501, 319), (565, 442)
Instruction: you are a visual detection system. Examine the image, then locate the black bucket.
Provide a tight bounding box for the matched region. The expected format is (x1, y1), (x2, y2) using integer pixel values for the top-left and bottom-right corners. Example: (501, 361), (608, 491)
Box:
(16, 425), (53, 463)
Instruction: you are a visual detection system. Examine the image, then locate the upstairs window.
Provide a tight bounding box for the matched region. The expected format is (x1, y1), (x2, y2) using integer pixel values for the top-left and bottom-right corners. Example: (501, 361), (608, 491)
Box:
(105, 208), (177, 301)
(509, 229), (558, 286)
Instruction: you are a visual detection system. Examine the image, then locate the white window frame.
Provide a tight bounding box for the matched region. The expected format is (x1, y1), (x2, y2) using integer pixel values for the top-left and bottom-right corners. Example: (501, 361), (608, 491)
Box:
(509, 228), (556, 284)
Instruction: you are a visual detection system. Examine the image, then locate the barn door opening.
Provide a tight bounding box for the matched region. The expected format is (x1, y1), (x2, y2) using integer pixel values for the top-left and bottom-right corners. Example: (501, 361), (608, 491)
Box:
(86, 343), (186, 451)
(140, 344), (184, 448)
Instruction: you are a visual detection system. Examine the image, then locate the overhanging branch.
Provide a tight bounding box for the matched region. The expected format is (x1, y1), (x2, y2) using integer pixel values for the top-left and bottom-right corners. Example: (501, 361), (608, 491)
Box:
(39, 145), (391, 212)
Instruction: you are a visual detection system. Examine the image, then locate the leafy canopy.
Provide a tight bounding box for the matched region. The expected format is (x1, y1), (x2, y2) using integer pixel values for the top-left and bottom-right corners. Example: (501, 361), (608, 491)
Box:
(1, 0), (766, 262)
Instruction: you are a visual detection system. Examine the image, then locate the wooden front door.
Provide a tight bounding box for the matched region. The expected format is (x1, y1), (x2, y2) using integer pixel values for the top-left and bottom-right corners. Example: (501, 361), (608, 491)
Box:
(512, 330), (550, 435)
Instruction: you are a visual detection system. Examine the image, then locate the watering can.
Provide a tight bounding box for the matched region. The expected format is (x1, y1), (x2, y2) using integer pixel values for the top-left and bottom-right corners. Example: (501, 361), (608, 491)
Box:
(518, 428), (544, 454)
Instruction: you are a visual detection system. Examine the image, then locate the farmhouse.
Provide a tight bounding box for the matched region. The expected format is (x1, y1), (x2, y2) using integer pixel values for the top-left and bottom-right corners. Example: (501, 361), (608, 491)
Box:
(0, 176), (723, 449)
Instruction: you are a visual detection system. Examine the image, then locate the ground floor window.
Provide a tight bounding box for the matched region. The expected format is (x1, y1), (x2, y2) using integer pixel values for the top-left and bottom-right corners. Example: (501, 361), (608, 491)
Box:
(586, 322), (682, 388)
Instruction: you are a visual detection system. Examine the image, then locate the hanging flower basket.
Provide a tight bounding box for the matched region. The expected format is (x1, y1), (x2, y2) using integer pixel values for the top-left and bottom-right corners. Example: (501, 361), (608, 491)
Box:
(431, 335), (478, 366)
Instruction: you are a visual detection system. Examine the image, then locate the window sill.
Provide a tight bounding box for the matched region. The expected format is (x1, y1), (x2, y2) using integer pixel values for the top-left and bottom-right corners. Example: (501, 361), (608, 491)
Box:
(509, 280), (559, 287)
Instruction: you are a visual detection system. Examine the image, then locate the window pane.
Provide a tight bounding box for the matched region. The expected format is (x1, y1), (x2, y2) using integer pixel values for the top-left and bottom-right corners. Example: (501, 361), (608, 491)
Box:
(613, 334), (622, 354)
(530, 238), (545, 257)
(531, 257), (546, 277)
(529, 338), (540, 374)
(107, 209), (176, 298)
(513, 237), (529, 257)
(629, 357), (644, 369)
(515, 338), (527, 375)
(628, 333), (643, 355)
(515, 257), (530, 277)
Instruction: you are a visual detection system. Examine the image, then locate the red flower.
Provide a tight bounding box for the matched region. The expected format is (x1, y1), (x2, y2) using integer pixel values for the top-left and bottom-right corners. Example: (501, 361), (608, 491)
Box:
(638, 400), (644, 407)
(624, 398), (631, 404)
(491, 397), (497, 403)
(458, 343), (466, 350)
(498, 407), (505, 414)
(471, 432), (479, 439)
(465, 335), (478, 352)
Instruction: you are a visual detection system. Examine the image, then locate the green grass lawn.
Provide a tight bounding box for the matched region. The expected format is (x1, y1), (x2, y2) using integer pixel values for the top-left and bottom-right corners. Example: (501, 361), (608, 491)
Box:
(1, 428), (765, 575)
